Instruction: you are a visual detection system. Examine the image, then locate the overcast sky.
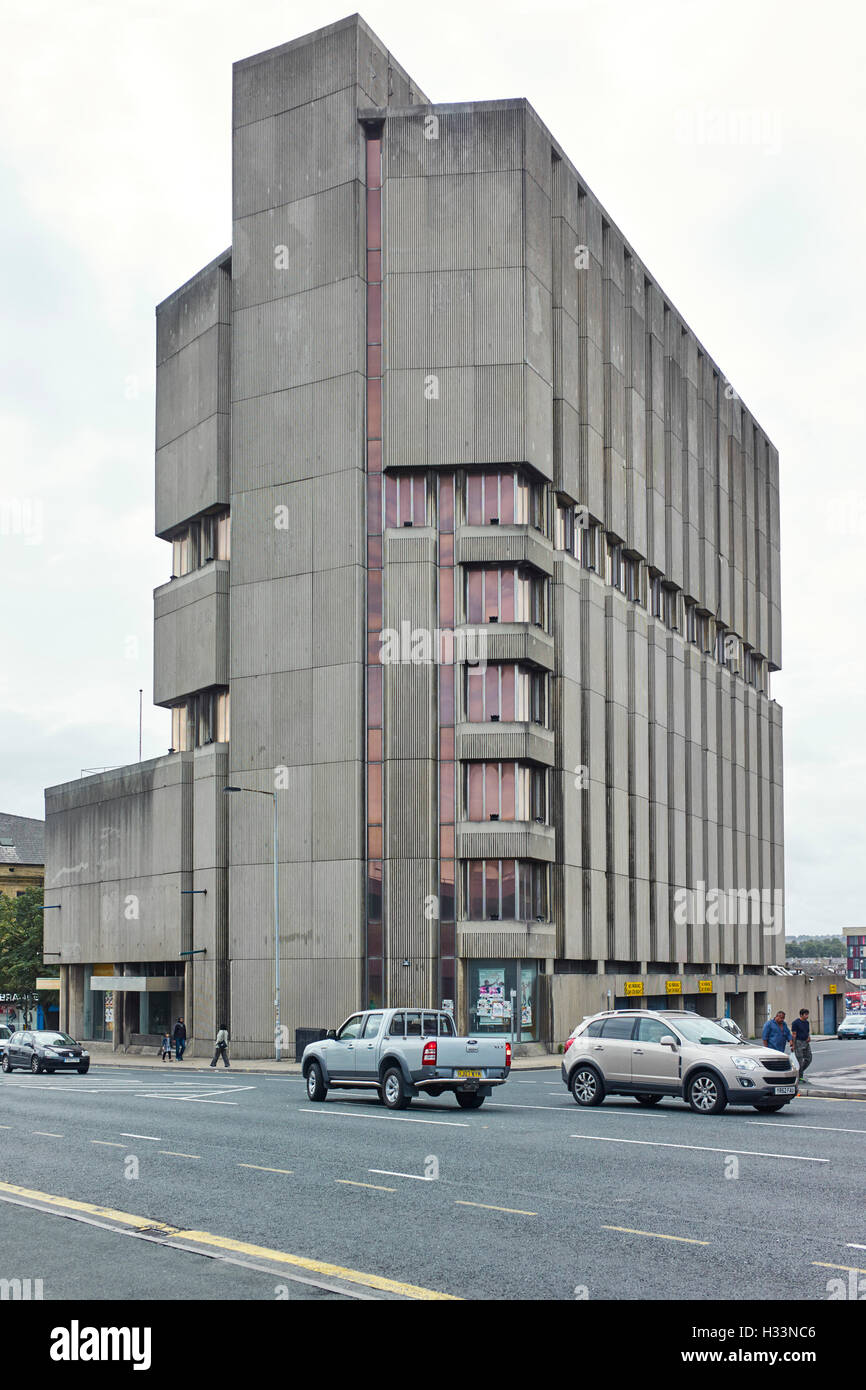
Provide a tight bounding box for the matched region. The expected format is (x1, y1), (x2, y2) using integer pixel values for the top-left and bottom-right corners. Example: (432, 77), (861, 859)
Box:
(1, 0), (863, 934)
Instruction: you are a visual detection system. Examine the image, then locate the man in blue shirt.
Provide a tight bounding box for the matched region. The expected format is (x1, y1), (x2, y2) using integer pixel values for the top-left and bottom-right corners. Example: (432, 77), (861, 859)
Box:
(762, 1010), (793, 1053)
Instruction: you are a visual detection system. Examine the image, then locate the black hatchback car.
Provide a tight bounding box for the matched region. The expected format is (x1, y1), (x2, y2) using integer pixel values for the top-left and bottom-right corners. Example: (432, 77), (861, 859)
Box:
(1, 1030), (90, 1074)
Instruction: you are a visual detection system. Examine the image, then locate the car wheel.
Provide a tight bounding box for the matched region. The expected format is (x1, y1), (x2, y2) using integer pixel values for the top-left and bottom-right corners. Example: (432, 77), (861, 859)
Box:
(77, 1064), (90, 1075)
(686, 1070), (727, 1115)
(752, 1101), (786, 1112)
(636, 1094), (663, 1106)
(570, 1065), (605, 1106)
(305, 1063), (327, 1102)
(455, 1092), (485, 1109)
(30, 1055), (43, 1075)
(381, 1066), (410, 1110)
(1, 1056), (12, 1072)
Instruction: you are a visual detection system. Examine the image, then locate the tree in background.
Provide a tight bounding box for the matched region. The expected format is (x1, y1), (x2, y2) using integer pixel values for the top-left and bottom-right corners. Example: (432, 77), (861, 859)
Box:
(0, 886), (44, 1027)
(786, 936), (846, 959)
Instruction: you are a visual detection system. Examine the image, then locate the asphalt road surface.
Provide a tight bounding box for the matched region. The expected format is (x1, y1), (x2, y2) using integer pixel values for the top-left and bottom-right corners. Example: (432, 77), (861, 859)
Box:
(1, 1063), (863, 1302)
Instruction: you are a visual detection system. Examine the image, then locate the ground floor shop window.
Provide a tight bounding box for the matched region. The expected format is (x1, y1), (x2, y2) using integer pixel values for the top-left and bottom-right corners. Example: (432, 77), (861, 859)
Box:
(83, 989), (114, 1041)
(468, 961), (537, 1041)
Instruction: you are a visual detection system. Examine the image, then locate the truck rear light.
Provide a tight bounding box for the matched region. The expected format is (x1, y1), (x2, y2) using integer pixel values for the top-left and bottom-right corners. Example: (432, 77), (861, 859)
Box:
(505, 1042), (512, 1068)
(422, 1040), (437, 1066)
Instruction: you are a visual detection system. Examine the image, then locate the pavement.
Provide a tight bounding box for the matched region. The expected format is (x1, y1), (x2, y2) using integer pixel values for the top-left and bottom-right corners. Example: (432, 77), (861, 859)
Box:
(80, 1038), (866, 1098)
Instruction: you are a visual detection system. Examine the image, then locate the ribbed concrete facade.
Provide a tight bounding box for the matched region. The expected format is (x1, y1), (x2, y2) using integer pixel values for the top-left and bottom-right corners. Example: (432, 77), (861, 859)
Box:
(44, 15), (783, 1054)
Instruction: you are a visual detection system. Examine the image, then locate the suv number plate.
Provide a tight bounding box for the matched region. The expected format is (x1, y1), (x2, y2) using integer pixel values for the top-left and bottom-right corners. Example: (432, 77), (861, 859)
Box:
(456, 1069), (482, 1078)
(773, 1085), (795, 1095)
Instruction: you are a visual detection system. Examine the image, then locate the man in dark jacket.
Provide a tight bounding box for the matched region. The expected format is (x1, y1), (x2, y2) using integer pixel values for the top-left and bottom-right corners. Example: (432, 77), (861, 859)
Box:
(173, 1017), (187, 1061)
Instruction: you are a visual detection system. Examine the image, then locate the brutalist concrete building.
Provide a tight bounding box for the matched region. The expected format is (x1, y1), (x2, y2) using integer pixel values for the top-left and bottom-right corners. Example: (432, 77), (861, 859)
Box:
(44, 15), (784, 1055)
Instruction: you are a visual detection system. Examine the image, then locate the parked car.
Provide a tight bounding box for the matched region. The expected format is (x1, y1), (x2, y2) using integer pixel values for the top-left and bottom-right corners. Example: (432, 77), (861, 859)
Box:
(0, 1025), (12, 1058)
(837, 1014), (866, 1040)
(713, 1016), (745, 1042)
(1, 1030), (90, 1075)
(301, 1007), (511, 1109)
(562, 1008), (799, 1114)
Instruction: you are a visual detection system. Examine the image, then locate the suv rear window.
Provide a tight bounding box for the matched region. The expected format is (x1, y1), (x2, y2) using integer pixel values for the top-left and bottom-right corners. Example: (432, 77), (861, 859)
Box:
(582, 1020), (604, 1037)
(600, 1016), (637, 1039)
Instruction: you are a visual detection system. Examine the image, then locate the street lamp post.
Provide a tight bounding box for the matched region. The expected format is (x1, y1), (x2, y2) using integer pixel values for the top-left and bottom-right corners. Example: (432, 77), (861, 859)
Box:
(224, 785), (281, 1062)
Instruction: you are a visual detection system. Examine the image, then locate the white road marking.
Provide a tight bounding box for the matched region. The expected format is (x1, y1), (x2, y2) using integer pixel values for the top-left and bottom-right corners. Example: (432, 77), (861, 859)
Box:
(749, 1121), (866, 1136)
(848, 1244), (866, 1250)
(368, 1168), (435, 1181)
(570, 1134), (830, 1162)
(119, 1133), (162, 1141)
(298, 1107), (468, 1128)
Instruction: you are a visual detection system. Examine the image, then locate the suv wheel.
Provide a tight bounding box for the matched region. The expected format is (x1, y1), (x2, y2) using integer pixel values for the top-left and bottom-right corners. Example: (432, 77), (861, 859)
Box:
(570, 1065), (605, 1106)
(686, 1069), (727, 1115)
(455, 1092), (485, 1109)
(381, 1066), (410, 1110)
(636, 1094), (663, 1106)
(306, 1062), (327, 1102)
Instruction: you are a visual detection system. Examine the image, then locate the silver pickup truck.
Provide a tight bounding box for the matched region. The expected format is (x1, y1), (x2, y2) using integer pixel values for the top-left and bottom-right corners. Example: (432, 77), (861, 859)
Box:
(301, 1007), (511, 1109)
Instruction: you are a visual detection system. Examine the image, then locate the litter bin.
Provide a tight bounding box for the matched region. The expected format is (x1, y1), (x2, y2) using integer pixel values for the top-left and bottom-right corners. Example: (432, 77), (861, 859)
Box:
(294, 1027), (328, 1062)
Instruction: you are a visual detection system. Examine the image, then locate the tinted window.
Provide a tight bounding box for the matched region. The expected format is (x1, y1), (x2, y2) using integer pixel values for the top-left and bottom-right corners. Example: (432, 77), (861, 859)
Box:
(438, 1015), (455, 1037)
(582, 1020), (604, 1038)
(600, 1016), (637, 1040)
(636, 1018), (671, 1044)
(422, 1013), (438, 1036)
(405, 1012), (422, 1037)
(336, 1015), (363, 1041)
(388, 1013), (404, 1036)
(362, 1013), (384, 1039)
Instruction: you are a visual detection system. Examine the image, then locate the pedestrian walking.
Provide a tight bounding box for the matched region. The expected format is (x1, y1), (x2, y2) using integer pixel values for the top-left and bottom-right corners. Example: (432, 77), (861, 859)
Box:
(160, 1032), (173, 1061)
(210, 1025), (230, 1068)
(173, 1017), (187, 1061)
(762, 1009), (793, 1054)
(791, 1008), (812, 1085)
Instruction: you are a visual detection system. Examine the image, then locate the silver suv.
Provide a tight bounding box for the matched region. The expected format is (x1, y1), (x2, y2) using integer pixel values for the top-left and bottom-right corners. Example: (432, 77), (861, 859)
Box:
(562, 1009), (799, 1114)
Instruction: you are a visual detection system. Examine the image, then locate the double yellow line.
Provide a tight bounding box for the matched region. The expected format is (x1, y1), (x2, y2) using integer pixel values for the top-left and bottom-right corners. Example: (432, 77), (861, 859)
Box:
(0, 1179), (459, 1301)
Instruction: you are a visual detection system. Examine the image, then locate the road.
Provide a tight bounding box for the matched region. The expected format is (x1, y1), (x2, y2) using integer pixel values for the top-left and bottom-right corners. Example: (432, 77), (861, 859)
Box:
(1, 1062), (864, 1302)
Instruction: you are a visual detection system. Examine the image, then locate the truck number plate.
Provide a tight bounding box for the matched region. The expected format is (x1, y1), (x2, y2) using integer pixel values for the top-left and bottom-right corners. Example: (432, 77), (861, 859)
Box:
(457, 1069), (482, 1079)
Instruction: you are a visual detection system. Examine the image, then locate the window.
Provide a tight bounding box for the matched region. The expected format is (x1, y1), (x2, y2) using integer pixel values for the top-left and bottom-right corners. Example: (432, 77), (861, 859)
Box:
(465, 470), (543, 530)
(170, 688), (230, 751)
(650, 571), (663, 619)
(336, 1015), (363, 1041)
(388, 1013), (404, 1036)
(465, 568), (546, 628)
(465, 763), (547, 822)
(662, 584), (680, 631)
(384, 473), (428, 528)
(579, 520), (601, 572)
(583, 1019), (605, 1038)
(438, 1014), (455, 1036)
(606, 538), (624, 592)
(362, 1012), (384, 1038)
(685, 599), (697, 643)
(170, 510), (230, 578)
(465, 859), (548, 921)
(623, 554), (642, 603)
(636, 1017), (671, 1043)
(465, 665), (547, 725)
(600, 1016), (636, 1039)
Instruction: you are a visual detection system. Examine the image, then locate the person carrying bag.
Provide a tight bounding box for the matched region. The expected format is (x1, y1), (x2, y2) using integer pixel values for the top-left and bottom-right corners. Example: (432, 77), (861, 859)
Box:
(210, 1025), (230, 1068)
